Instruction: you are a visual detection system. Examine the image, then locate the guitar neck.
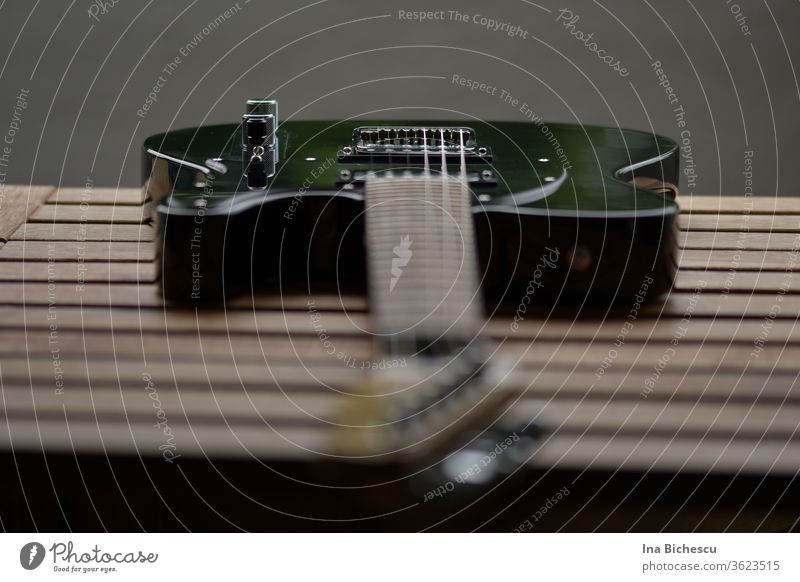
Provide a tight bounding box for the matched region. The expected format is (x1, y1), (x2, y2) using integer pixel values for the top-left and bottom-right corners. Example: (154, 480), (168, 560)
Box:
(364, 175), (484, 352)
(331, 172), (513, 460)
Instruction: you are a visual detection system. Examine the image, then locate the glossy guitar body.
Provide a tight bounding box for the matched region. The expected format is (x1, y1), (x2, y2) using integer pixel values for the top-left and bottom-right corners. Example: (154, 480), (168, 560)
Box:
(144, 119), (679, 309)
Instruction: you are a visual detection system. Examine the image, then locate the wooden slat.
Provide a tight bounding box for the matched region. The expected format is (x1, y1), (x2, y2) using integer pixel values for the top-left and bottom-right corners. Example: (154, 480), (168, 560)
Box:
(19, 276), (785, 303)
(679, 248), (799, 270)
(11, 244), (793, 273)
(1, 401), (796, 474)
(533, 436), (799, 474)
(3, 357), (796, 406)
(2, 362), (797, 406)
(678, 214), (800, 232)
(0, 356), (365, 388)
(41, 192), (798, 216)
(498, 342), (800, 373)
(0, 418), (325, 459)
(0, 262), (156, 283)
(3, 278), (800, 323)
(1, 304), (798, 341)
(26, 192), (800, 228)
(499, 316), (800, 343)
(521, 369), (800, 403)
(0, 307), (800, 355)
(10, 223), (152, 242)
(0, 283), (363, 310)
(3, 387), (797, 439)
(0, 330), (368, 362)
(2, 417), (793, 473)
(0, 306), (369, 334)
(0, 386), (341, 422)
(373, 289), (795, 319)
(0, 283), (162, 306)
(680, 196), (800, 215)
(36, 192), (800, 216)
(5, 351), (800, 391)
(29, 204), (147, 224)
(3, 330), (800, 377)
(674, 270), (797, 293)
(679, 231), (800, 251)
(22, 321), (800, 367)
(27, 193), (800, 232)
(47, 187), (145, 205)
(0, 185), (55, 241)
(0, 241), (154, 261)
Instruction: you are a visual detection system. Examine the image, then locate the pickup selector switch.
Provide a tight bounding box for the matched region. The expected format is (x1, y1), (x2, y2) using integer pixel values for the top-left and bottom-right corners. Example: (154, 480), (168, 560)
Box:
(242, 99), (278, 190)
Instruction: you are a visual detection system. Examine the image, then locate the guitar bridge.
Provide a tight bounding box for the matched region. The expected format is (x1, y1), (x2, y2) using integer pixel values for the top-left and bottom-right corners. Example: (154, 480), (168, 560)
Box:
(340, 126), (491, 163)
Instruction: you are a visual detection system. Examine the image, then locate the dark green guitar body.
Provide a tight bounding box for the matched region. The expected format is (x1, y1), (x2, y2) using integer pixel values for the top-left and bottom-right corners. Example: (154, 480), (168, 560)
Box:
(143, 119), (679, 308)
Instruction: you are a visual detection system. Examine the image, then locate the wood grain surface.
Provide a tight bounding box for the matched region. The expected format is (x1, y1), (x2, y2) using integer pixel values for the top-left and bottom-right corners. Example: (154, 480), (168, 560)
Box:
(1, 188), (799, 476)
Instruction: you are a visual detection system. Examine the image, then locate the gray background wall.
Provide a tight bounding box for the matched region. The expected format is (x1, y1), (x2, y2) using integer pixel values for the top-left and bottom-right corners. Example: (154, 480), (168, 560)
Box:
(0, 0), (797, 195)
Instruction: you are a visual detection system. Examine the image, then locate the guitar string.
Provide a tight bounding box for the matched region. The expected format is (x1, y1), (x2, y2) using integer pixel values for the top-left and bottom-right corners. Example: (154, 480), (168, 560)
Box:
(375, 129), (471, 415)
(458, 128), (467, 356)
(439, 129), (448, 358)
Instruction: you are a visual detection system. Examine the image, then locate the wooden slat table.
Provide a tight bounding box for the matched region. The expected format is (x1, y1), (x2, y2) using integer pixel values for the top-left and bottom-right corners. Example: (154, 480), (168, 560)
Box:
(0, 185), (798, 532)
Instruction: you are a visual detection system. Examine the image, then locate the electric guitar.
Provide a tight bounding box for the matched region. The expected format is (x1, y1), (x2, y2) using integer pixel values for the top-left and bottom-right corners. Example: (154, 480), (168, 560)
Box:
(143, 99), (679, 463)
